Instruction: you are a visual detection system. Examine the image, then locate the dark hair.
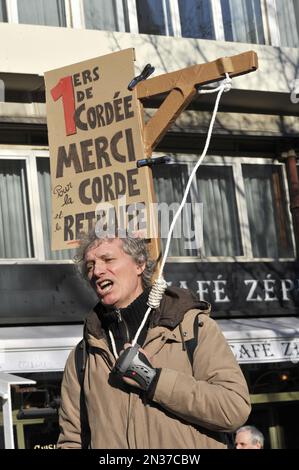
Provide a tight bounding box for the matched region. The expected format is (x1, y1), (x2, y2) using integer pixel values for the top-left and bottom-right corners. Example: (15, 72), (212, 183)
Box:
(76, 231), (156, 288)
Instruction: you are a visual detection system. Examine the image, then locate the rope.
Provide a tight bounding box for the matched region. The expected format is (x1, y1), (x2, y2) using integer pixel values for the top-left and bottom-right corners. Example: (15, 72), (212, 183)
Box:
(147, 277), (169, 309)
(198, 74), (232, 94)
(109, 329), (119, 359)
(130, 277), (169, 347)
(158, 73), (231, 277)
(110, 74), (232, 356)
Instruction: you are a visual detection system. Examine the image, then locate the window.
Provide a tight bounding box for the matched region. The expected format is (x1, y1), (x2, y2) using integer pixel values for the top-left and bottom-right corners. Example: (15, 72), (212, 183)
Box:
(17, 0), (66, 27)
(2, 0), (296, 48)
(0, 159), (33, 258)
(195, 165), (242, 256)
(0, 0), (7, 21)
(0, 150), (75, 261)
(243, 164), (293, 258)
(79, 0), (298, 47)
(152, 155), (294, 260)
(83, 0), (128, 32)
(36, 158), (76, 260)
(178, 0), (215, 39)
(274, 0), (299, 48)
(128, 0), (266, 43)
(153, 163), (189, 256)
(220, 0), (265, 44)
(135, 0), (173, 35)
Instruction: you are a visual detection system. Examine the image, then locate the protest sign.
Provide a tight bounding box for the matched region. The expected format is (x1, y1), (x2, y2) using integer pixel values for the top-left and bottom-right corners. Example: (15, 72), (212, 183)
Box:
(45, 48), (157, 251)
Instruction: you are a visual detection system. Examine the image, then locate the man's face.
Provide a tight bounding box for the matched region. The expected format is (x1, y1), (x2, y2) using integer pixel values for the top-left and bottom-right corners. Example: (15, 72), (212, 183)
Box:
(235, 430), (261, 449)
(85, 238), (145, 309)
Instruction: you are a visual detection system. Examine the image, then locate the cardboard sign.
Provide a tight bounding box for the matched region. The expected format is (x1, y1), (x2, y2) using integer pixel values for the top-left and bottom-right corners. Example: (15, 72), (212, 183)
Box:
(45, 49), (156, 251)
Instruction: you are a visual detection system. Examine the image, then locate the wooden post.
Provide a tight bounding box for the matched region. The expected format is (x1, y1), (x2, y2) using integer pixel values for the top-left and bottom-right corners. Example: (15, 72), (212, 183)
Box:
(136, 50), (258, 156)
(135, 50), (258, 261)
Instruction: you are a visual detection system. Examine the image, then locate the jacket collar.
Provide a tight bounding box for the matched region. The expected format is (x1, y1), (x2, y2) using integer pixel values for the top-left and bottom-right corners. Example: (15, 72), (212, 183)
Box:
(84, 286), (204, 341)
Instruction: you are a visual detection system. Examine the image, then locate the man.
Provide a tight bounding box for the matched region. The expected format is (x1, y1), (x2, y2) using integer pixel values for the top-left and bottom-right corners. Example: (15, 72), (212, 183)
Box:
(235, 425), (264, 449)
(58, 234), (251, 448)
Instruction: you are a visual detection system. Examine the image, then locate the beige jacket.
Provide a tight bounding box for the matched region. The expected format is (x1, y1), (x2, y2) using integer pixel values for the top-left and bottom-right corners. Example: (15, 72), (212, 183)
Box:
(58, 288), (250, 448)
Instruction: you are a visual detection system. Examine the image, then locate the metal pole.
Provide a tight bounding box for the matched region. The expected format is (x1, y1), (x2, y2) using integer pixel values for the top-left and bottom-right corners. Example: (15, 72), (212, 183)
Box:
(0, 382), (14, 448)
(282, 149), (299, 258)
(0, 373), (36, 449)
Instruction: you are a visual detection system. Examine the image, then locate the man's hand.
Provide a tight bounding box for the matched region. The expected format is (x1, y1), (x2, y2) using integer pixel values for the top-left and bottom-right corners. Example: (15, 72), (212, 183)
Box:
(113, 343), (156, 391)
(121, 344), (153, 388)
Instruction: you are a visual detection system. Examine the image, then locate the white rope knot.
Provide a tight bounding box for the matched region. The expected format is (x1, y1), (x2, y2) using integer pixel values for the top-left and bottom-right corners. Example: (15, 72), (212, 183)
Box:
(197, 73), (232, 95)
(147, 277), (168, 309)
(222, 73), (232, 92)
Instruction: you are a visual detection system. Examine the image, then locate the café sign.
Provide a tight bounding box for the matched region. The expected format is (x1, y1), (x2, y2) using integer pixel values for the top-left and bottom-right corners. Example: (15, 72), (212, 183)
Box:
(227, 338), (299, 364)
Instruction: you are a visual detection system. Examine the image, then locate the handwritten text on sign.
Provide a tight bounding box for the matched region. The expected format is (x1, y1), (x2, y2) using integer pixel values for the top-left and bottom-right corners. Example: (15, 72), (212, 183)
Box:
(45, 49), (155, 251)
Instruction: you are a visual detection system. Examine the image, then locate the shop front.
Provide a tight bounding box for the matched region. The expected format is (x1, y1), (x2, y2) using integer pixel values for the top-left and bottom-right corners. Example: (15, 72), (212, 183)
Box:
(165, 260), (299, 449)
(1, 261), (299, 448)
(1, 318), (298, 449)
(0, 325), (82, 449)
(220, 316), (299, 449)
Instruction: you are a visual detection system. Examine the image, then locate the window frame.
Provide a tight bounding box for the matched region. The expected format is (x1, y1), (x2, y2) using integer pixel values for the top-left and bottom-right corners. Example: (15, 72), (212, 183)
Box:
(0, 150), (36, 261)
(211, 0), (225, 41)
(128, 0), (174, 36)
(0, 149), (295, 264)
(71, 0), (128, 31)
(153, 153), (295, 263)
(265, 0), (299, 48)
(2, 0), (296, 48)
(5, 0), (72, 27)
(127, 0), (268, 43)
(0, 148), (74, 265)
(265, 0), (281, 46)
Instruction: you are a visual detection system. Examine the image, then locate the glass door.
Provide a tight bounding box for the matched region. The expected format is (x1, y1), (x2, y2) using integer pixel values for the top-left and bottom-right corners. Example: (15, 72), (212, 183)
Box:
(249, 399), (299, 448)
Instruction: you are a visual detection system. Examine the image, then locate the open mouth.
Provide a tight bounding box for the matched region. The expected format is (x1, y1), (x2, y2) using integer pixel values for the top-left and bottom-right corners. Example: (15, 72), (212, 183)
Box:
(98, 279), (113, 294)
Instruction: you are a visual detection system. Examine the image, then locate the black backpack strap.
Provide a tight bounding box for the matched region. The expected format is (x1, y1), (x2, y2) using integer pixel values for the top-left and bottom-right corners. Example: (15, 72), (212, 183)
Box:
(184, 313), (204, 366)
(75, 339), (85, 386)
(74, 339), (91, 449)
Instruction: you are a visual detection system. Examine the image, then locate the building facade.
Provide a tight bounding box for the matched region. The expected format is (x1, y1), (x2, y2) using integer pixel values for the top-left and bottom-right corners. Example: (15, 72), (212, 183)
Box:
(1, 0), (299, 449)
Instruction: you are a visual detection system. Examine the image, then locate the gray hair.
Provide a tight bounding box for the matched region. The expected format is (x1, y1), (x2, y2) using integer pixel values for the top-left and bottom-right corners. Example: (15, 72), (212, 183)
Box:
(236, 425), (264, 448)
(76, 231), (156, 289)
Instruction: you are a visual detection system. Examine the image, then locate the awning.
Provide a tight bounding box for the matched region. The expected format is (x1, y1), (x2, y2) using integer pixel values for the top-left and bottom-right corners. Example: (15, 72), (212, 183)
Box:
(0, 325), (82, 373)
(218, 317), (299, 364)
(1, 317), (299, 373)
